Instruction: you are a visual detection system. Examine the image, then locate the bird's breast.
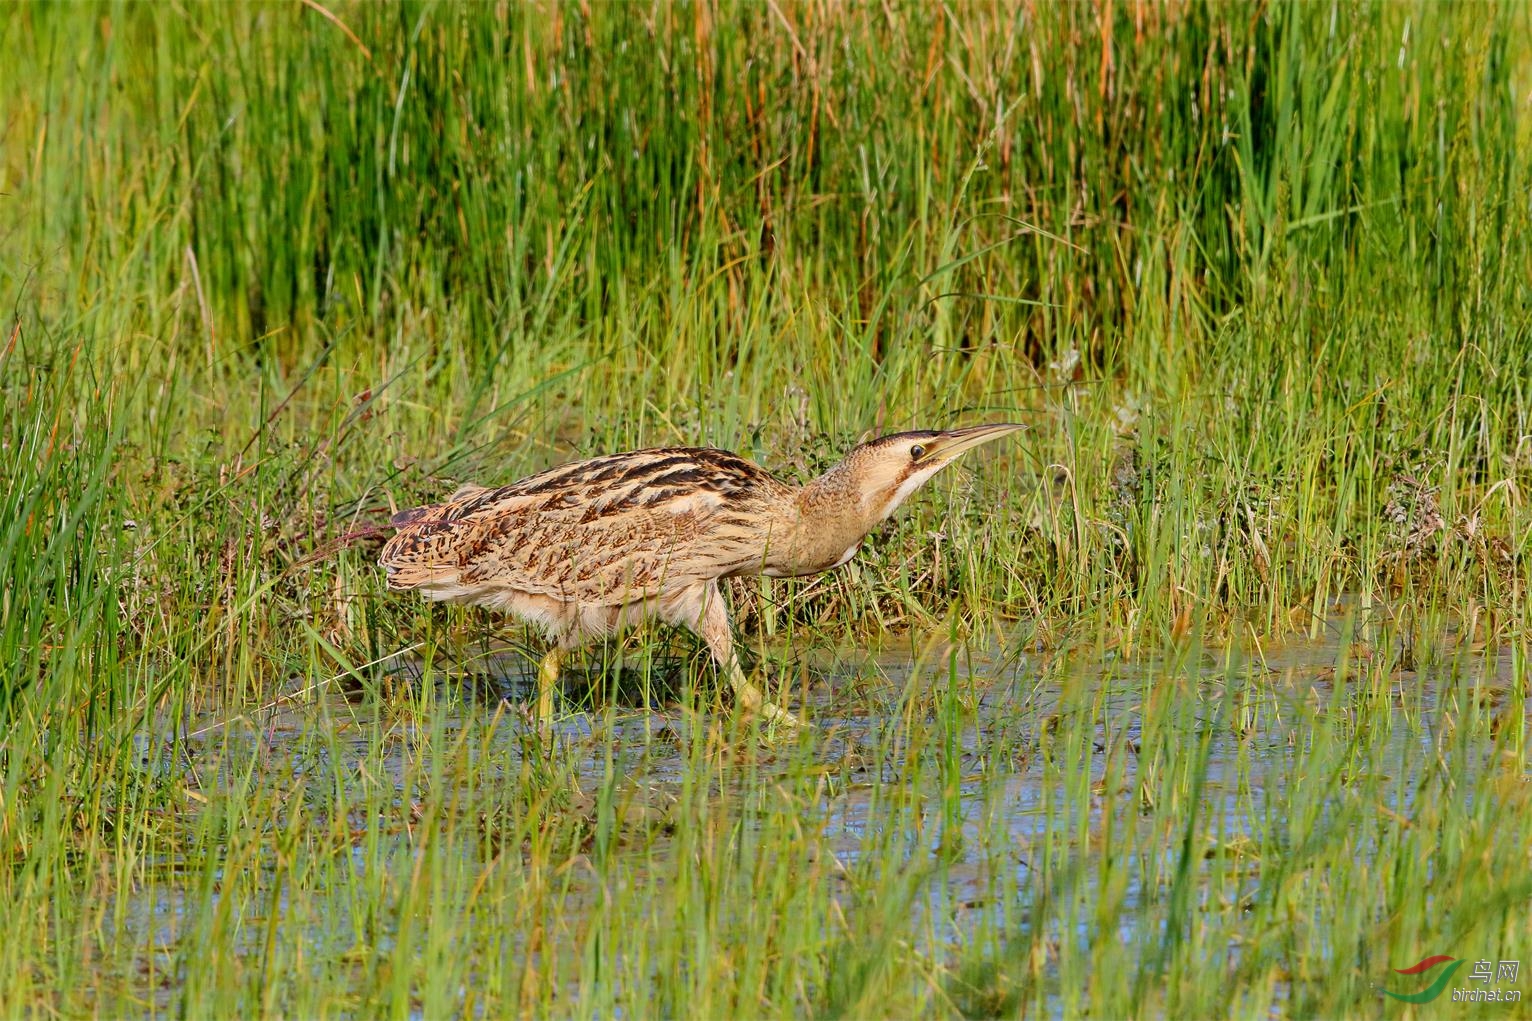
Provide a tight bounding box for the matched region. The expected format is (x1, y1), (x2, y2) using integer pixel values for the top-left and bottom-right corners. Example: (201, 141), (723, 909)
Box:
(829, 542), (861, 569)
(761, 542), (861, 578)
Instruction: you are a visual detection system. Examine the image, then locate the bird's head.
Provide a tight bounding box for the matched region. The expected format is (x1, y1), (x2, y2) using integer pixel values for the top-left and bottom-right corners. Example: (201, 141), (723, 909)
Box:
(836, 423), (1025, 522)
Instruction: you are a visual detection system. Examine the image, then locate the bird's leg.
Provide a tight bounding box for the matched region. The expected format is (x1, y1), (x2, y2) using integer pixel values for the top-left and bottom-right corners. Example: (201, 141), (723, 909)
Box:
(536, 647), (563, 724)
(695, 585), (805, 730)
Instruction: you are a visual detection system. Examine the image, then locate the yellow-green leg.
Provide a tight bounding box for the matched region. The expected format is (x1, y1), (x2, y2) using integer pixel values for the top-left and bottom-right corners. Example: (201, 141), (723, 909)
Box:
(536, 648), (563, 724)
(723, 654), (804, 730)
(695, 582), (806, 730)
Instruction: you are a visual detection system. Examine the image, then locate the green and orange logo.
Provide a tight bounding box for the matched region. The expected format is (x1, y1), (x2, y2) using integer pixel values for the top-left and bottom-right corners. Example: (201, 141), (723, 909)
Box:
(1384, 955), (1465, 1004)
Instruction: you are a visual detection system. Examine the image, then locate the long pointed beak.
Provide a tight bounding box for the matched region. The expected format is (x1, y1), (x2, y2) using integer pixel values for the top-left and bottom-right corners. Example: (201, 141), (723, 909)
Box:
(916, 423), (1025, 466)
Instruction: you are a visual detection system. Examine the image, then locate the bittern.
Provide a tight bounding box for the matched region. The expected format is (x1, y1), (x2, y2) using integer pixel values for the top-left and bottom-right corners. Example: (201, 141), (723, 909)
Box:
(380, 423), (1022, 727)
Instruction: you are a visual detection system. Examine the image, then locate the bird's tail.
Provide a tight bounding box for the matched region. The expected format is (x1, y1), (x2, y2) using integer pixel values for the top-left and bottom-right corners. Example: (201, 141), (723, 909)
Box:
(379, 483), (497, 594)
(379, 527), (472, 597)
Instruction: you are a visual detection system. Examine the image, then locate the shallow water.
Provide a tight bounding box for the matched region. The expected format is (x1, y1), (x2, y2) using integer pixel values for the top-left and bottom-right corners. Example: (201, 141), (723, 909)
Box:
(113, 624), (1529, 1015)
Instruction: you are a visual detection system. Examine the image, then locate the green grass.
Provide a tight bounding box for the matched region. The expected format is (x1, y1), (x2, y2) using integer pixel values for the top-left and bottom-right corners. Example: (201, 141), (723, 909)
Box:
(2, 1), (1531, 1016)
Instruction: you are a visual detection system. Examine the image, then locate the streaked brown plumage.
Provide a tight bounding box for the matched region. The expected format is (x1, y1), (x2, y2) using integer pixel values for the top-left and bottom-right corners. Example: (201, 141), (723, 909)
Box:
(381, 423), (1022, 727)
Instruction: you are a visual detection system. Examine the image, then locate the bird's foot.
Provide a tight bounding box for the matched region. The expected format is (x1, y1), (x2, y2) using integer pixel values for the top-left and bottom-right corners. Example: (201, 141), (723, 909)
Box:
(726, 663), (810, 732)
(750, 695), (808, 733)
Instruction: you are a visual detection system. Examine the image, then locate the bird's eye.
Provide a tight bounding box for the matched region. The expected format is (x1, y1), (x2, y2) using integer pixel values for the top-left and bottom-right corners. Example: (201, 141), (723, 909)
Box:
(910, 444), (926, 460)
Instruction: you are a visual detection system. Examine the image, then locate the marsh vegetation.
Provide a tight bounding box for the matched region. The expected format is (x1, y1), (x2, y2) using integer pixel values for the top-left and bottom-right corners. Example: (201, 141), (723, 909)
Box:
(3, 2), (1531, 1016)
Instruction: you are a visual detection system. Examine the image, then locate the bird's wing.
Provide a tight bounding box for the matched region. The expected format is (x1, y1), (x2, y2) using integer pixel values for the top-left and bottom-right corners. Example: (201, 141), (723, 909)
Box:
(380, 448), (789, 603)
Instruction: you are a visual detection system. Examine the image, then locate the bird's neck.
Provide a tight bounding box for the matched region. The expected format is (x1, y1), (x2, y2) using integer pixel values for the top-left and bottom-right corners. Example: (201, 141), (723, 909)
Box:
(768, 460), (884, 577)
